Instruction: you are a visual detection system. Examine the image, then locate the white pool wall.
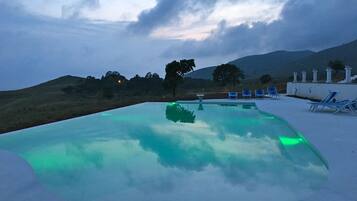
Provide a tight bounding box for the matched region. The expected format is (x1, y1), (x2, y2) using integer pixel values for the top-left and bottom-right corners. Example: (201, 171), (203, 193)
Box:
(287, 82), (357, 100)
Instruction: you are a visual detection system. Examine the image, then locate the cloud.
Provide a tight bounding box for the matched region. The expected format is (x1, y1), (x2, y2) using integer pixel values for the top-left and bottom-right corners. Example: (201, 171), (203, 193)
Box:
(164, 0), (357, 58)
(61, 0), (101, 19)
(1, 0), (357, 90)
(128, 0), (218, 34)
(129, 0), (285, 40)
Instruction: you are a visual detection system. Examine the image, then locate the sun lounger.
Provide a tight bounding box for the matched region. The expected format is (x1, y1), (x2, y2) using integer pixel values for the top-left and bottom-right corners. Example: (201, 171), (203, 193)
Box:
(267, 86), (279, 98)
(228, 92), (238, 99)
(325, 98), (357, 113)
(255, 89), (264, 98)
(242, 89), (252, 98)
(308, 91), (337, 112)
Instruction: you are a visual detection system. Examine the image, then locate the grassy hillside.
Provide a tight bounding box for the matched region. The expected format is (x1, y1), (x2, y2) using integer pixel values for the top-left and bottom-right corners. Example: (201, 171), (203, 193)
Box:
(187, 39), (357, 80)
(0, 76), (147, 134)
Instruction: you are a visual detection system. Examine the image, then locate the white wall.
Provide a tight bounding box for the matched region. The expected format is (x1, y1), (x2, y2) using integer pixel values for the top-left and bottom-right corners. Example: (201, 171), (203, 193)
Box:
(287, 82), (357, 101)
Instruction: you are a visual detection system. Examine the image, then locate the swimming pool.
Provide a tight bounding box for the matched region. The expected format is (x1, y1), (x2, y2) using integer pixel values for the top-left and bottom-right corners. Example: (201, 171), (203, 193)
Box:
(0, 102), (328, 201)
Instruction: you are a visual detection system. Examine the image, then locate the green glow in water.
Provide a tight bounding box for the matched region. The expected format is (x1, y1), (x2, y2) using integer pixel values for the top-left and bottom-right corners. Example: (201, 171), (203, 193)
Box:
(279, 136), (305, 146)
(168, 102), (177, 106)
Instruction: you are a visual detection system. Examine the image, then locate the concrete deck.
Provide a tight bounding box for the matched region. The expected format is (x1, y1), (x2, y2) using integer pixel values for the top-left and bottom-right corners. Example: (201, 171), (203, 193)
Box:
(0, 96), (356, 201)
(241, 96), (357, 201)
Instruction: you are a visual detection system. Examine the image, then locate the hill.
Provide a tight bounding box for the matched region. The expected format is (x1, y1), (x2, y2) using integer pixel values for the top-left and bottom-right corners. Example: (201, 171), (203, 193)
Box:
(287, 40), (357, 76)
(187, 51), (314, 80)
(229, 50), (315, 79)
(185, 66), (217, 80)
(0, 75), (142, 134)
(187, 39), (357, 80)
(0, 75), (85, 107)
(0, 76), (97, 133)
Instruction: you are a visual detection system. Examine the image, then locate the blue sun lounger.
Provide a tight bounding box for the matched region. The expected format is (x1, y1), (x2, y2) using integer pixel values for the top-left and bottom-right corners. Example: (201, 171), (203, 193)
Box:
(267, 86), (279, 98)
(308, 91), (338, 112)
(325, 98), (357, 113)
(255, 89), (264, 98)
(228, 92), (238, 99)
(242, 89), (252, 98)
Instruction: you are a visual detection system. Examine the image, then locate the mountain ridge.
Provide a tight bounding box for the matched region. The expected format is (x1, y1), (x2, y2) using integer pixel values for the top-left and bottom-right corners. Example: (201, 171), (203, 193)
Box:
(187, 39), (357, 80)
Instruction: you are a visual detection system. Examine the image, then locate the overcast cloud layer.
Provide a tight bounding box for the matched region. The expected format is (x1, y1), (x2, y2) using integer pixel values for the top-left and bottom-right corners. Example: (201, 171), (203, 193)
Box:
(1, 0), (357, 90)
(164, 0), (357, 57)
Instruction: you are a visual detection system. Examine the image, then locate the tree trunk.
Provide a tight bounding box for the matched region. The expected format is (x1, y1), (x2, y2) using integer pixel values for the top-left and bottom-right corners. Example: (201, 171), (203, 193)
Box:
(172, 87), (176, 97)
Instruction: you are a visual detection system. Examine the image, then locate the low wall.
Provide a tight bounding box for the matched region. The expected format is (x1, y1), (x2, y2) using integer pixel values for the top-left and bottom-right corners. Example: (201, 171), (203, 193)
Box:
(287, 82), (357, 101)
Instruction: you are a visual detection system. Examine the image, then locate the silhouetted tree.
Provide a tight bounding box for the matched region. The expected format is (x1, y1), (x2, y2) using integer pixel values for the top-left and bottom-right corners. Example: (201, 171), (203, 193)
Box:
(152, 73), (160, 79)
(164, 59), (196, 97)
(145, 72), (161, 79)
(260, 74), (272, 84)
(328, 60), (345, 75)
(102, 71), (127, 84)
(145, 72), (153, 79)
(212, 64), (245, 87)
(76, 76), (101, 94)
(126, 73), (164, 95)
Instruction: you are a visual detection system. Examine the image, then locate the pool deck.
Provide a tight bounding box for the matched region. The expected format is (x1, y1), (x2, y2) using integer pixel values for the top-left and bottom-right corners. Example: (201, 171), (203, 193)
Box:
(0, 96), (356, 201)
(207, 96), (357, 201)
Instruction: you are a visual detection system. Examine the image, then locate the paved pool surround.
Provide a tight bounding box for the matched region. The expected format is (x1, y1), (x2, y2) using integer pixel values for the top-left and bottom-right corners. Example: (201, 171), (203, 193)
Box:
(238, 96), (357, 201)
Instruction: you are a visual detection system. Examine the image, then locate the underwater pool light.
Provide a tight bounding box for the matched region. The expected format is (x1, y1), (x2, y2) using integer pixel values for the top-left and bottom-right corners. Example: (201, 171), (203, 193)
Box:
(168, 102), (177, 106)
(279, 136), (305, 146)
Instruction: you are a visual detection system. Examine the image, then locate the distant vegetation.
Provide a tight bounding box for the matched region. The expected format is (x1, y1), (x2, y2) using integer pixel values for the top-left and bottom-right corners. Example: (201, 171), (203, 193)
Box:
(61, 59), (198, 99)
(213, 64), (245, 87)
(62, 71), (164, 98)
(328, 60), (345, 75)
(259, 74), (273, 84)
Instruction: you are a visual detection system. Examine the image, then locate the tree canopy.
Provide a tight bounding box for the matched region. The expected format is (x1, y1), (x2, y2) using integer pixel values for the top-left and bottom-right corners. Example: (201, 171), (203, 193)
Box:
(328, 60), (345, 74)
(212, 64), (245, 87)
(259, 74), (272, 84)
(164, 59), (196, 97)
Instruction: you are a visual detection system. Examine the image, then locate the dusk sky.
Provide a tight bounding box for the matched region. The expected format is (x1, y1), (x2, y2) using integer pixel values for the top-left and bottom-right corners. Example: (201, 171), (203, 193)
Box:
(1, 0), (357, 90)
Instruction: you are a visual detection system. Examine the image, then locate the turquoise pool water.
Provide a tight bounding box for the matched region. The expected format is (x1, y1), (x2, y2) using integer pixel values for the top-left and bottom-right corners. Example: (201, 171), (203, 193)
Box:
(0, 102), (328, 201)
